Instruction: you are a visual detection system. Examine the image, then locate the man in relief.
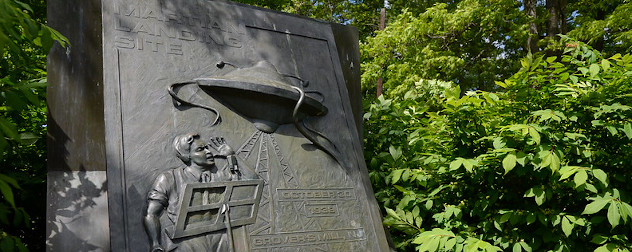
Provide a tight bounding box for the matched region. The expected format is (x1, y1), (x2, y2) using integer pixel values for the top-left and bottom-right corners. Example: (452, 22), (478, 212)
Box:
(143, 133), (236, 252)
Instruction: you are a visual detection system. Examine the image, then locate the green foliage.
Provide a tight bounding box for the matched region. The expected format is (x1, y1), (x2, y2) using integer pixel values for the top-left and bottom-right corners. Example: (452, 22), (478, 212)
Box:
(233, 0), (385, 39)
(230, 0), (291, 10)
(360, 0), (529, 96)
(0, 0), (67, 251)
(365, 38), (632, 251)
(568, 0), (631, 55)
(283, 0), (385, 38)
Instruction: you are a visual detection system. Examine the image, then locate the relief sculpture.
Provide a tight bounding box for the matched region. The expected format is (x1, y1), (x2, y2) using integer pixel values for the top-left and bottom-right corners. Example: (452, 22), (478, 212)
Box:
(144, 133), (263, 252)
(168, 60), (341, 166)
(154, 58), (369, 251)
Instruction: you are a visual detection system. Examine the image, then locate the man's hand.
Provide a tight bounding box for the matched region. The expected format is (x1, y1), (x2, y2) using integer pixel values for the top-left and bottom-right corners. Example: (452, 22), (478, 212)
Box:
(209, 137), (234, 156)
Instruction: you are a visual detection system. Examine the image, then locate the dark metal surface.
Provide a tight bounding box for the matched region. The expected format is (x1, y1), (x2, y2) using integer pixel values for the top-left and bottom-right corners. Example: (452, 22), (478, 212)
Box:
(174, 60), (328, 132)
(173, 180), (264, 239)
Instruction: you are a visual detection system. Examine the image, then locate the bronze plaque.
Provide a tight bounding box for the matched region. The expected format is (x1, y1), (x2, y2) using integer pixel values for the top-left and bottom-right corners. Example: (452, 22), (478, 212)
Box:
(47, 0), (389, 251)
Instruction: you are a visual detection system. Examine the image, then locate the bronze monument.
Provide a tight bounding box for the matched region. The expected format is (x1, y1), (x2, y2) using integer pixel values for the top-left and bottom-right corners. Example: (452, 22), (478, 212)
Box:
(46, 0), (390, 251)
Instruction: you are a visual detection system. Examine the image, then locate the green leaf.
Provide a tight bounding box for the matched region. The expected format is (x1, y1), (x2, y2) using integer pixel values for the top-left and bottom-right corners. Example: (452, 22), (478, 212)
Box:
(426, 200), (434, 210)
(0, 117), (19, 140)
(0, 180), (15, 208)
(493, 137), (506, 149)
(589, 63), (600, 77)
(540, 151), (552, 168)
(0, 174), (20, 189)
(592, 169), (608, 187)
(585, 183), (598, 193)
(620, 202), (632, 223)
(561, 216), (573, 237)
(418, 234), (440, 251)
(5, 90), (28, 111)
(524, 187), (535, 197)
(607, 202), (620, 228)
(462, 159), (477, 172)
(528, 127), (540, 144)
(520, 241), (532, 252)
(595, 244), (620, 252)
(574, 170), (588, 187)
(583, 199), (609, 215)
(406, 211), (414, 223)
(551, 215), (561, 226)
(601, 60), (611, 72)
(622, 123), (632, 140)
(594, 245), (608, 252)
(16, 238), (27, 252)
(526, 213), (536, 224)
(590, 234), (608, 245)
(450, 159), (463, 171)
(494, 220), (502, 231)
(446, 238), (457, 251)
(606, 126), (618, 136)
(389, 145), (402, 161)
(495, 81), (507, 88)
(534, 188), (545, 206)
(391, 169), (403, 184)
(0, 237), (15, 252)
(429, 186), (447, 197)
(19, 132), (38, 145)
(500, 212), (512, 223)
(550, 152), (560, 172)
(385, 207), (399, 219)
(513, 243), (522, 252)
(521, 58), (529, 68)
(412, 206), (420, 217)
(393, 185), (407, 193)
(12, 208), (22, 226)
(14, 1), (34, 12)
(503, 153), (517, 174)
(402, 169), (410, 181)
(412, 235), (424, 245)
(559, 166), (579, 180)
(579, 67), (589, 76)
(515, 152), (527, 166)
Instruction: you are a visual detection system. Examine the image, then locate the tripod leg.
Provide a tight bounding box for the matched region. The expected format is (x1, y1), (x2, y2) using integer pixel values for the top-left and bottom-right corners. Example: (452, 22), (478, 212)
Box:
(221, 204), (235, 252)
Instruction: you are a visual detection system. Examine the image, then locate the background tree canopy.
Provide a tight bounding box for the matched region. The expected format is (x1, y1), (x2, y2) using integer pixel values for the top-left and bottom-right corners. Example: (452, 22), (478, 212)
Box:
(360, 0), (632, 97)
(1, 0), (631, 251)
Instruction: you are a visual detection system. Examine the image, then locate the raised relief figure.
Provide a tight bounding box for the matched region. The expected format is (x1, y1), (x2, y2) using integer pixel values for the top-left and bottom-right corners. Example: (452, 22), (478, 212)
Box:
(143, 133), (254, 252)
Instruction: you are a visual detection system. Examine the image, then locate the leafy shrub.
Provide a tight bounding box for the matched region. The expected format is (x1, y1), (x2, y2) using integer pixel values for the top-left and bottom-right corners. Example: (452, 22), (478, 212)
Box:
(365, 38), (632, 251)
(1, 0), (68, 251)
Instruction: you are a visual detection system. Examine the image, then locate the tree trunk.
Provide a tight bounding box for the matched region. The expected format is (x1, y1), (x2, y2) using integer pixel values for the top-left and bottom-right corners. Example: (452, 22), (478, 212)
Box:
(546, 0), (560, 38)
(525, 0), (538, 52)
(592, 8), (607, 51)
(560, 0), (567, 34)
(376, 8), (385, 97)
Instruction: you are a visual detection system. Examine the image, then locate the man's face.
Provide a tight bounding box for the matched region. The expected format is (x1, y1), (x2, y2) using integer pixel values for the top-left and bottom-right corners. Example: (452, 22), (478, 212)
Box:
(190, 139), (215, 168)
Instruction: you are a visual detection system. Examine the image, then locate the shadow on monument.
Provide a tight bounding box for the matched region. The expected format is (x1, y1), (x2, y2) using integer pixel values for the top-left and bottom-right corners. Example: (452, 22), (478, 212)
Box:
(46, 116), (108, 251)
(46, 166), (108, 252)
